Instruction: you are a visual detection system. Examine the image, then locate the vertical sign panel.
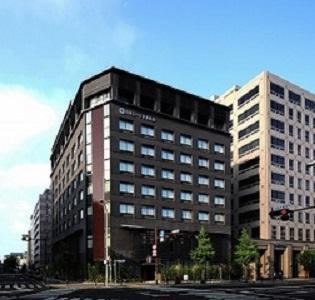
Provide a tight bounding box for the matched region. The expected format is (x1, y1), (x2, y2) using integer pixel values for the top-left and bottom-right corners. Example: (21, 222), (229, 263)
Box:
(91, 106), (105, 260)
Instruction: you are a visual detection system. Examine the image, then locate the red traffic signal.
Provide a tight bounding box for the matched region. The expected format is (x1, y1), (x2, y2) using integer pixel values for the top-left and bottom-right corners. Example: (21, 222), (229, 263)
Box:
(269, 208), (292, 221)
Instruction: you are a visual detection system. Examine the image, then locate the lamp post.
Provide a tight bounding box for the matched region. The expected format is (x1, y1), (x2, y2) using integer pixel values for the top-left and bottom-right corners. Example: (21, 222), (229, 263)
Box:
(21, 234), (47, 280)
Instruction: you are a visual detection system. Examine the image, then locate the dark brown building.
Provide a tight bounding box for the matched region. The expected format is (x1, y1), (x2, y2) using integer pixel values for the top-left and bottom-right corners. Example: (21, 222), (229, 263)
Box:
(51, 67), (231, 279)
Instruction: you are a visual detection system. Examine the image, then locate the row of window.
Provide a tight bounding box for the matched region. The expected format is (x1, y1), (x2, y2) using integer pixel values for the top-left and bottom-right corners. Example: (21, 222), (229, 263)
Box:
(270, 118), (315, 143)
(271, 154), (315, 176)
(119, 203), (225, 223)
(270, 82), (315, 113)
(119, 175), (225, 195)
(119, 160), (225, 176)
(270, 99), (314, 125)
(271, 189), (315, 205)
(271, 136), (315, 159)
(271, 226), (315, 242)
(119, 119), (226, 153)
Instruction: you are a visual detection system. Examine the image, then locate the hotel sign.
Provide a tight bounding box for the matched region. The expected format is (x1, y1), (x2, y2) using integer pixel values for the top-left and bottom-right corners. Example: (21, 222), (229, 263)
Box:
(119, 107), (156, 122)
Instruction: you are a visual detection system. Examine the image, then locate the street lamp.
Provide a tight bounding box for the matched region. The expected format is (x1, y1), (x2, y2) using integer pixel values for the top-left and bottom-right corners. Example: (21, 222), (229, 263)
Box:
(21, 234), (47, 281)
(100, 199), (110, 287)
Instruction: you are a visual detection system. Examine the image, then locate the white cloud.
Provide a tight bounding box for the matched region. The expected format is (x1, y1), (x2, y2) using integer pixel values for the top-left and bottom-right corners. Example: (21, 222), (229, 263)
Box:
(0, 85), (57, 155)
(0, 163), (50, 189)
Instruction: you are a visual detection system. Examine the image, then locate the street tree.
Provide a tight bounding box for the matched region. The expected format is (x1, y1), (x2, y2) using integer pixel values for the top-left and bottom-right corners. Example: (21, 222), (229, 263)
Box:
(234, 228), (259, 281)
(190, 226), (215, 282)
(298, 249), (315, 278)
(3, 255), (19, 273)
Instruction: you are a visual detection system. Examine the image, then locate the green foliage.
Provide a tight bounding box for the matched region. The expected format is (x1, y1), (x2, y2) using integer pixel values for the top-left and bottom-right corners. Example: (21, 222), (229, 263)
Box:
(87, 263), (98, 286)
(190, 227), (215, 266)
(191, 264), (203, 281)
(161, 263), (183, 283)
(234, 229), (259, 267)
(298, 250), (315, 272)
(3, 255), (19, 273)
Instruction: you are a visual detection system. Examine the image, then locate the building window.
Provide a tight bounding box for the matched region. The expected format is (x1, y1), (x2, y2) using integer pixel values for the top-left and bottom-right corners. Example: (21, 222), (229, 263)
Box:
(161, 188), (174, 200)
(119, 204), (135, 215)
(214, 143), (225, 154)
(198, 157), (209, 168)
(289, 108), (293, 120)
(119, 119), (134, 132)
(80, 190), (84, 201)
(271, 119), (285, 133)
(197, 139), (209, 150)
(271, 136), (284, 150)
(305, 114), (310, 125)
(180, 153), (192, 165)
(119, 182), (134, 194)
(270, 100), (284, 115)
(238, 85), (259, 106)
(140, 125), (154, 137)
(239, 139), (259, 156)
(214, 195), (225, 207)
(161, 169), (174, 180)
(180, 172), (192, 184)
(289, 142), (294, 154)
(289, 176), (294, 188)
(119, 140), (134, 152)
(198, 193), (209, 204)
(180, 191), (193, 202)
(198, 175), (209, 186)
(119, 161), (134, 173)
(198, 212), (209, 222)
(271, 154), (285, 168)
(306, 213), (310, 224)
(280, 226), (286, 240)
(289, 193), (294, 205)
(182, 210), (192, 220)
(239, 121), (259, 139)
(214, 161), (225, 171)
(289, 125), (293, 137)
(289, 90), (301, 105)
(161, 149), (174, 161)
(271, 172), (285, 185)
(141, 165), (155, 177)
(141, 145), (155, 157)
(214, 213), (225, 224)
(180, 134), (192, 146)
(298, 228), (303, 240)
(238, 103), (259, 124)
(289, 159), (294, 170)
(141, 206), (155, 217)
(214, 178), (225, 189)
(271, 226), (277, 239)
(162, 208), (175, 219)
(271, 190), (285, 203)
(80, 209), (84, 219)
(161, 130), (174, 142)
(141, 185), (155, 197)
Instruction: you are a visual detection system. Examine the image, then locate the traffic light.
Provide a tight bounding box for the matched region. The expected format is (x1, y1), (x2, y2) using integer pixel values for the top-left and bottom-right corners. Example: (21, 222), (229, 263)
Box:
(269, 209), (292, 221)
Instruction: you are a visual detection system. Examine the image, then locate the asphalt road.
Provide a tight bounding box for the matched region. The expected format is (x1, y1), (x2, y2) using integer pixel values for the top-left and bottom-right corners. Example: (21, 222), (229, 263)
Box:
(8, 283), (315, 300)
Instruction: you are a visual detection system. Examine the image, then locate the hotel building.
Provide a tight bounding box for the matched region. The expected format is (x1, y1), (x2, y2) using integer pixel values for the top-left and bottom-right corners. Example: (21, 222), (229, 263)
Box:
(50, 67), (231, 279)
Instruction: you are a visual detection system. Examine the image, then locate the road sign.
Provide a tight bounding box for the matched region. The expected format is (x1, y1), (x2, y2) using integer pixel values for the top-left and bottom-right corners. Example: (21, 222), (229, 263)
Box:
(115, 259), (126, 263)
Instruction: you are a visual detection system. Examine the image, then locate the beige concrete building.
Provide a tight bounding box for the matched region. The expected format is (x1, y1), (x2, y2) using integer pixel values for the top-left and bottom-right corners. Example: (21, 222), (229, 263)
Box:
(217, 71), (315, 278)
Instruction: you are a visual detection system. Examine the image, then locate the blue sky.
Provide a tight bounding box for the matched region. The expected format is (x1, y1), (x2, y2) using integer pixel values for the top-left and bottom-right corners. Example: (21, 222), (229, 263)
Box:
(0, 0), (315, 260)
